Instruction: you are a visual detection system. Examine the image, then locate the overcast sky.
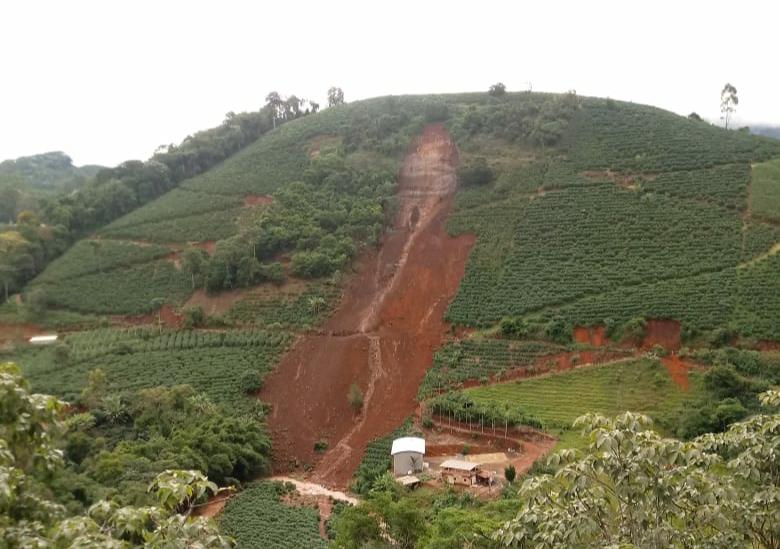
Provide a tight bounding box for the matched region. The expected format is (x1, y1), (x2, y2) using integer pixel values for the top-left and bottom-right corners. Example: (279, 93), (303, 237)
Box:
(2, 0), (778, 167)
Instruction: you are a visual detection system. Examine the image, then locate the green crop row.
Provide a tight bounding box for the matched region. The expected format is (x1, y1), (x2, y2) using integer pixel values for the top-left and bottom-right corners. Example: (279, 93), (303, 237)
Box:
(448, 182), (743, 325)
(226, 282), (341, 329)
(566, 100), (780, 172)
(219, 481), (325, 549)
(20, 331), (290, 404)
(101, 188), (242, 232)
(460, 358), (702, 432)
(750, 157), (780, 223)
(30, 259), (191, 314)
(100, 206), (243, 243)
(31, 239), (171, 284)
(417, 339), (567, 398)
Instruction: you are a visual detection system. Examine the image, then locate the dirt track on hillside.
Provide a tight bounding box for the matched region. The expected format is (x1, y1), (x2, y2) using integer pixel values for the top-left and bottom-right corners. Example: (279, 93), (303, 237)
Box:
(260, 124), (474, 489)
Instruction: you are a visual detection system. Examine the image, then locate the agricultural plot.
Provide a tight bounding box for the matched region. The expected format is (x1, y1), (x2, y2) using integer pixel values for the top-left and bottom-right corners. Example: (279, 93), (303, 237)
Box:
(750, 157), (780, 222)
(461, 359), (702, 432)
(445, 99), (780, 341)
(226, 282), (341, 329)
(31, 259), (191, 314)
(219, 481), (325, 549)
(101, 207), (242, 243)
(448, 182), (743, 326)
(417, 339), (566, 398)
(101, 188), (242, 232)
(566, 100), (780, 172)
(19, 328), (290, 404)
(642, 163), (749, 210)
(31, 239), (171, 284)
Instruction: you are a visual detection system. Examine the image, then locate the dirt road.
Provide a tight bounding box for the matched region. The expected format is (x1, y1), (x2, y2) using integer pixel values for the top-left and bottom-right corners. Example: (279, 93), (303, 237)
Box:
(260, 124), (474, 488)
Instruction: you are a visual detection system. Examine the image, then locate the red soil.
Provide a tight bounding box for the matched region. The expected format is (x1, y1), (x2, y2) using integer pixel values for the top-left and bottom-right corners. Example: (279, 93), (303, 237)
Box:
(423, 419), (556, 474)
(260, 124), (474, 489)
(0, 322), (42, 344)
(641, 319), (681, 351)
(660, 354), (693, 391)
(192, 493), (230, 518)
(194, 240), (216, 255)
(243, 195), (273, 207)
(573, 325), (606, 347)
(117, 304), (182, 328)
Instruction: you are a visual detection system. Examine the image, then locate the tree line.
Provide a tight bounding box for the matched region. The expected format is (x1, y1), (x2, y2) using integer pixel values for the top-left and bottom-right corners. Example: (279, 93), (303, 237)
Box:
(0, 87), (346, 303)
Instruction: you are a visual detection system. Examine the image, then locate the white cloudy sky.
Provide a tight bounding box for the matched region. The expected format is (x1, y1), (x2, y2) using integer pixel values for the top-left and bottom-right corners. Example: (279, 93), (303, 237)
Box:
(1, 0), (778, 166)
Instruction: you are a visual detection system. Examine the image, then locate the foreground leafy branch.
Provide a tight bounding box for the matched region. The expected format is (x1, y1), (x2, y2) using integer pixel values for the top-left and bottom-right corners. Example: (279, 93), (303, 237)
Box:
(495, 391), (780, 548)
(0, 362), (234, 548)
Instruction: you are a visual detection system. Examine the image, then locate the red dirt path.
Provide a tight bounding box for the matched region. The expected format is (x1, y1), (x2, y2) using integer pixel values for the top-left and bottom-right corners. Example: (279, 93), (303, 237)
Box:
(260, 124), (474, 489)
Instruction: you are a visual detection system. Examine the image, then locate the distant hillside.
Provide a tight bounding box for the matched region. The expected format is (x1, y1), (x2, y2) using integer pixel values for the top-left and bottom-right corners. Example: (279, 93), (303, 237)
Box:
(751, 124), (780, 140)
(0, 151), (102, 223)
(0, 151), (101, 190)
(22, 92), (780, 344)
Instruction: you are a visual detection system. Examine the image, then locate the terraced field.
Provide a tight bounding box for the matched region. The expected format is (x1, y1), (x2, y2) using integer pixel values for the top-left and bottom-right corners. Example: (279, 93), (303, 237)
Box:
(445, 98), (780, 340)
(462, 358), (701, 430)
(219, 481), (326, 549)
(17, 328), (290, 405)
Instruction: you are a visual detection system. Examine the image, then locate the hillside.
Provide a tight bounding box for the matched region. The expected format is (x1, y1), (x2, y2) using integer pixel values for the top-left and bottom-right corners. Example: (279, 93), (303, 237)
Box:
(0, 151), (102, 223)
(2, 91), (780, 547)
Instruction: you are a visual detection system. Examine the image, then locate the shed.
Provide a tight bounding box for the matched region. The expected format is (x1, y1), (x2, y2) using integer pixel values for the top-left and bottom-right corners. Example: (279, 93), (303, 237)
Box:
(390, 437), (425, 476)
(29, 335), (58, 345)
(440, 459), (480, 486)
(396, 475), (421, 489)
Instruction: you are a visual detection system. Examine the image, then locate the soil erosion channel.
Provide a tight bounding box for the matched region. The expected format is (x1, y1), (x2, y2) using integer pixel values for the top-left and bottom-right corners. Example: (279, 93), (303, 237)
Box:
(261, 124), (474, 489)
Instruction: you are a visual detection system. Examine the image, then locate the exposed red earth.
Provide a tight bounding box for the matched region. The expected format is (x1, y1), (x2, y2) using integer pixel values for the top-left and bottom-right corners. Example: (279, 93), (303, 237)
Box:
(243, 195), (273, 207)
(260, 124), (474, 489)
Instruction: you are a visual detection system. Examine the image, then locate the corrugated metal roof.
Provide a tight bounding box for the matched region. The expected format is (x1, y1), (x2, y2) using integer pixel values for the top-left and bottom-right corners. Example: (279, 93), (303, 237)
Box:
(440, 459), (479, 471)
(390, 437), (425, 456)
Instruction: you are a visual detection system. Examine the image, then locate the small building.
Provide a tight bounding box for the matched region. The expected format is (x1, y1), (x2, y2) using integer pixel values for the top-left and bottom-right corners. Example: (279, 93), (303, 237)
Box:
(390, 437), (425, 476)
(440, 459), (480, 486)
(29, 335), (58, 345)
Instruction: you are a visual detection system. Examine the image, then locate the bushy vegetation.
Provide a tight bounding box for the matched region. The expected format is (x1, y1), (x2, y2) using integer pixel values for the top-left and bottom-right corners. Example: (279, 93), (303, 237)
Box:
(226, 282), (339, 329)
(0, 363), (236, 547)
(0, 106), (286, 298)
(219, 481), (325, 548)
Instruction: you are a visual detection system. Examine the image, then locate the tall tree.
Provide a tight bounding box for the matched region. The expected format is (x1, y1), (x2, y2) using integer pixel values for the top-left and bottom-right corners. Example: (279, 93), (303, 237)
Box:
(328, 86), (345, 107)
(265, 91), (283, 128)
(489, 82), (507, 97)
(720, 83), (739, 129)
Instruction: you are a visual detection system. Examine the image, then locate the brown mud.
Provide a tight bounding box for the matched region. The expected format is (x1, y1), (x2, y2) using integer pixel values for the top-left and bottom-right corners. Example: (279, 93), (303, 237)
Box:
(243, 195), (273, 207)
(260, 124), (474, 489)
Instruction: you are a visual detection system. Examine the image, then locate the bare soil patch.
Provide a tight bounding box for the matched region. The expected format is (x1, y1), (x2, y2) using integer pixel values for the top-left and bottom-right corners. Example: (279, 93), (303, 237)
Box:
(573, 325), (606, 347)
(660, 354), (694, 390)
(0, 322), (42, 344)
(581, 170), (656, 189)
(261, 124), (474, 489)
(115, 304), (182, 328)
(641, 319), (681, 351)
(243, 195), (273, 207)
